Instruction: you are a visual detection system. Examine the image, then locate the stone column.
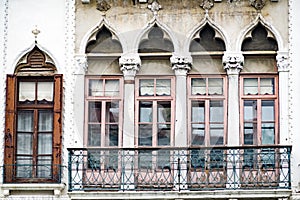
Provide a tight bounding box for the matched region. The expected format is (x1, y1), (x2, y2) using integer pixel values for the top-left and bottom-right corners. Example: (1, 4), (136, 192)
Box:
(223, 52), (244, 189)
(170, 53), (192, 190)
(119, 53), (141, 190)
(276, 51), (289, 145)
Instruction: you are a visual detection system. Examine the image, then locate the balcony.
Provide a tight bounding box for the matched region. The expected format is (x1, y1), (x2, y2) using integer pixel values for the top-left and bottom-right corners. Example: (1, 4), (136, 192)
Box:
(68, 145), (291, 192)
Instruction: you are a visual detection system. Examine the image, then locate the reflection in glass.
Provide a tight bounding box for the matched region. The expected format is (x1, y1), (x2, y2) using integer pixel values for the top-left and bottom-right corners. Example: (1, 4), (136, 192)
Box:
(89, 102), (101, 123)
(139, 101), (153, 122)
(106, 124), (118, 146)
(89, 79), (103, 96)
(157, 101), (171, 123)
(88, 124), (101, 146)
(138, 124), (152, 146)
(105, 80), (119, 96)
(106, 102), (119, 123)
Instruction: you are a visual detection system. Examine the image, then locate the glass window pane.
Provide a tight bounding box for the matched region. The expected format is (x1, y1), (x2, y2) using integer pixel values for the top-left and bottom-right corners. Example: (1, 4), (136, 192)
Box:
(191, 149), (205, 168)
(105, 124), (118, 146)
(260, 78), (274, 95)
(89, 102), (101, 123)
(139, 101), (153, 122)
(244, 100), (257, 121)
(157, 101), (171, 123)
(210, 124), (224, 145)
(106, 102), (119, 123)
(210, 101), (223, 123)
(156, 79), (171, 96)
(140, 79), (154, 96)
(16, 156), (32, 178)
(138, 124), (152, 146)
(89, 79), (103, 96)
(191, 78), (206, 95)
(158, 125), (170, 146)
(191, 101), (205, 122)
(139, 150), (152, 168)
(105, 80), (119, 96)
(17, 111), (34, 132)
(17, 133), (33, 154)
(38, 111), (53, 132)
(88, 124), (101, 146)
(38, 134), (52, 154)
(262, 123), (275, 144)
(244, 122), (256, 145)
(244, 78), (258, 95)
(37, 156), (52, 178)
(157, 150), (170, 169)
(19, 82), (35, 103)
(191, 124), (205, 145)
(208, 78), (223, 95)
(37, 82), (53, 102)
(262, 100), (275, 121)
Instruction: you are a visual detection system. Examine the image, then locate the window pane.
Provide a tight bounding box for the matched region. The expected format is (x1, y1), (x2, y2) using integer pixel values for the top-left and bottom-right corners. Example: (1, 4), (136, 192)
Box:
(262, 100), (275, 121)
(105, 124), (118, 146)
(89, 79), (103, 96)
(191, 78), (206, 95)
(244, 100), (257, 121)
(210, 124), (224, 145)
(191, 124), (205, 145)
(157, 101), (171, 123)
(17, 133), (33, 154)
(37, 156), (52, 178)
(157, 150), (170, 169)
(138, 124), (152, 146)
(139, 101), (153, 122)
(89, 102), (101, 123)
(244, 78), (258, 95)
(140, 79), (154, 96)
(158, 124), (170, 146)
(19, 82), (35, 103)
(260, 78), (274, 95)
(17, 111), (34, 132)
(191, 149), (205, 168)
(38, 134), (52, 154)
(16, 156), (33, 178)
(208, 78), (223, 95)
(106, 102), (119, 123)
(156, 79), (171, 96)
(105, 80), (119, 96)
(38, 111), (53, 132)
(88, 124), (101, 146)
(139, 150), (152, 168)
(244, 122), (256, 145)
(37, 82), (53, 103)
(210, 101), (223, 123)
(262, 123), (275, 144)
(191, 101), (205, 122)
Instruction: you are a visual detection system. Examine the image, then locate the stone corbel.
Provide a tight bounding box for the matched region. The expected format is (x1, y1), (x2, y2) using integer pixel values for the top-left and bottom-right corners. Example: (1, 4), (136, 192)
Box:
(75, 55), (88, 73)
(119, 53), (141, 79)
(170, 53), (192, 76)
(223, 52), (244, 75)
(276, 51), (289, 72)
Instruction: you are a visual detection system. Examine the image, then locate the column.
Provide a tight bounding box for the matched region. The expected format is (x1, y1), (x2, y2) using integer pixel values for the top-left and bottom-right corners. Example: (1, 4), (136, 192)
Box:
(119, 53), (141, 190)
(223, 52), (244, 189)
(170, 53), (192, 190)
(276, 51), (289, 145)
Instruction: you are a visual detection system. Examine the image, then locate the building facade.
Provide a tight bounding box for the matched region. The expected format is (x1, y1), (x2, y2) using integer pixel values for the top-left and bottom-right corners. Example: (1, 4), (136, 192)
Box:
(0, 0), (299, 199)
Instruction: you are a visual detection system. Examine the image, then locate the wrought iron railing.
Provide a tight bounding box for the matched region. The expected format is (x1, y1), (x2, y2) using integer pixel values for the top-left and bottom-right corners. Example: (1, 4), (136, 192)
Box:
(3, 164), (62, 183)
(68, 145), (291, 191)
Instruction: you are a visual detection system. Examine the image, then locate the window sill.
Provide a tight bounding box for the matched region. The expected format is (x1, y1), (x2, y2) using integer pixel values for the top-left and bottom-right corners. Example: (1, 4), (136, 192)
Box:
(0, 183), (65, 197)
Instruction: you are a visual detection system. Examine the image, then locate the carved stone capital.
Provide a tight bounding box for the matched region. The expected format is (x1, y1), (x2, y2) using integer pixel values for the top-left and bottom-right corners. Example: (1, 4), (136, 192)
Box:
(75, 55), (88, 72)
(223, 52), (244, 75)
(276, 52), (289, 72)
(119, 53), (141, 78)
(170, 54), (192, 76)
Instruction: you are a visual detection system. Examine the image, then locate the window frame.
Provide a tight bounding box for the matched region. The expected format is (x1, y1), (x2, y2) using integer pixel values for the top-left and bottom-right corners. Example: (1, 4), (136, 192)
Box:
(239, 74), (279, 145)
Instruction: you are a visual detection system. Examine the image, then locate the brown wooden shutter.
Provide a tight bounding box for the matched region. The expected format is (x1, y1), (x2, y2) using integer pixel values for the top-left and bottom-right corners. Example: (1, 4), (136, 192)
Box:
(52, 74), (63, 182)
(4, 75), (16, 182)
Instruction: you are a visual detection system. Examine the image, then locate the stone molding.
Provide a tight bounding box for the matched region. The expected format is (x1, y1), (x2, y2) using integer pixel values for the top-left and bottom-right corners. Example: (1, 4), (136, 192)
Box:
(170, 53), (192, 76)
(276, 51), (289, 72)
(223, 52), (244, 75)
(119, 53), (141, 78)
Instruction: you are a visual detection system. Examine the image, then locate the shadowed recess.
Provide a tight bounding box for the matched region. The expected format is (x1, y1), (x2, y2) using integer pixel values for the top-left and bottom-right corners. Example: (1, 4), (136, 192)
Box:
(138, 24), (174, 53)
(86, 26), (122, 53)
(189, 23), (225, 52)
(242, 22), (278, 51)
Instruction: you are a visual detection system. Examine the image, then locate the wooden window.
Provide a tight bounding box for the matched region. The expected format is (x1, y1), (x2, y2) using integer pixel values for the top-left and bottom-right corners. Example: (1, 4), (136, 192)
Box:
(240, 75), (278, 145)
(4, 75), (62, 183)
(188, 75), (227, 169)
(85, 76), (123, 147)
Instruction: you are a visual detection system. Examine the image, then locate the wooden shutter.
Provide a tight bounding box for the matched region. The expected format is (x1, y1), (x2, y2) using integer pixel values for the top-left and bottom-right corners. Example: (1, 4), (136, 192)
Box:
(52, 74), (63, 182)
(4, 75), (16, 182)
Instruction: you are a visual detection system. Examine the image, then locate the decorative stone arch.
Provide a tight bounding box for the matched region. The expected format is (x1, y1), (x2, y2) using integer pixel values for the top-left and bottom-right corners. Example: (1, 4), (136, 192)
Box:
(184, 16), (228, 53)
(134, 18), (178, 53)
(236, 14), (284, 52)
(79, 18), (125, 55)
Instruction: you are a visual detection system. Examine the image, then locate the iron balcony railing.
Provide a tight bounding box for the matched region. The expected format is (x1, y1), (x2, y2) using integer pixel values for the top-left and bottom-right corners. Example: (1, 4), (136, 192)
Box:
(68, 145), (291, 191)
